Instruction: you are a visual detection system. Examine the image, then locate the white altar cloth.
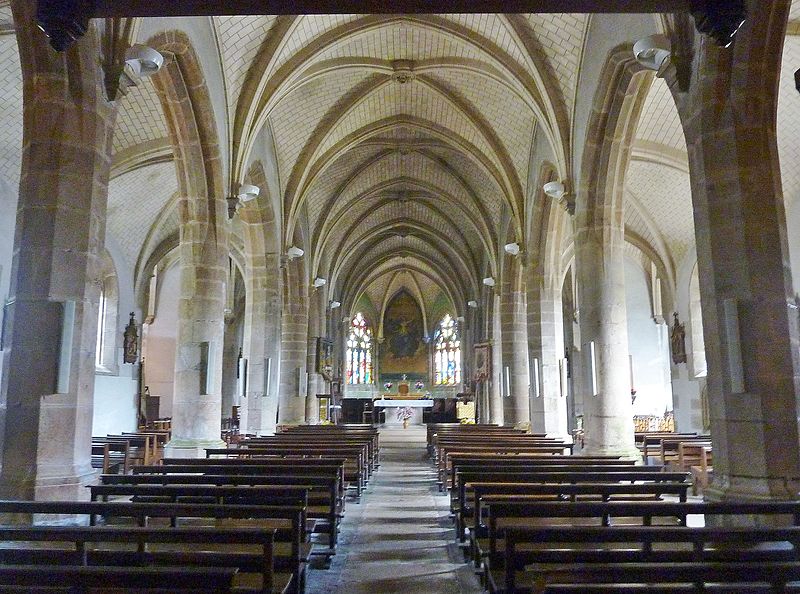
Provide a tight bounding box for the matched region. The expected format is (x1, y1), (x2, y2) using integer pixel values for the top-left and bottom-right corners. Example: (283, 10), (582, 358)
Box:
(373, 399), (434, 407)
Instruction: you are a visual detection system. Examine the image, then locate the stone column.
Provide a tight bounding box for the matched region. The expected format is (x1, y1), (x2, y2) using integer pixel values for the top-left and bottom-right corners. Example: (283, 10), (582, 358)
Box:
(575, 217), (638, 457)
(278, 259), (308, 424)
(165, 222), (228, 457)
(528, 277), (568, 436)
(670, 0), (800, 500)
(305, 288), (326, 424)
(0, 10), (117, 500)
(500, 262), (530, 427)
(259, 265), (282, 434)
(489, 295), (504, 425)
(242, 252), (282, 436)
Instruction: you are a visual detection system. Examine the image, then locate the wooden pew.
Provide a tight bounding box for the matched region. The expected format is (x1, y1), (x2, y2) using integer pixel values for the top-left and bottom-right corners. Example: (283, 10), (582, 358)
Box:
(658, 436), (712, 467)
(0, 565), (238, 593)
(90, 442), (130, 475)
(457, 480), (692, 543)
(0, 499), (306, 594)
(453, 467), (678, 515)
(446, 456), (638, 493)
(498, 525), (800, 594)
(276, 426), (380, 468)
(155, 458), (347, 502)
(107, 471), (342, 551)
(241, 436), (376, 472)
(206, 446), (368, 497)
(679, 442), (713, 494)
(0, 525), (279, 593)
(91, 439), (131, 474)
(435, 443), (576, 485)
(480, 499), (800, 576)
(101, 434), (154, 466)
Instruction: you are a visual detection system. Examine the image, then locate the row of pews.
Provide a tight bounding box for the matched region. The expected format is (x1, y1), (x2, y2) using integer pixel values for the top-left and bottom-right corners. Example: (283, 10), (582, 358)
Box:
(0, 423), (376, 593)
(91, 421), (173, 473)
(637, 431), (713, 494)
(429, 423), (800, 593)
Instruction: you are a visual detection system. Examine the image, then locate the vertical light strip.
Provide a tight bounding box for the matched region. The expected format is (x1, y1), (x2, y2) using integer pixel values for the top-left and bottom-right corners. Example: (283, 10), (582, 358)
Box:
(503, 366), (511, 398)
(263, 357), (271, 396)
(56, 301), (75, 394)
(533, 358), (541, 398)
(723, 298), (745, 393)
(589, 341), (598, 396)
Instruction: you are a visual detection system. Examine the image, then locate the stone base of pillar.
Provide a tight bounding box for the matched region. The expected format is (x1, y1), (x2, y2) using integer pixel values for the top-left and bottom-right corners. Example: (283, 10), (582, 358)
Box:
(0, 464), (97, 504)
(580, 442), (641, 460)
(164, 438), (227, 459)
(705, 477), (800, 503)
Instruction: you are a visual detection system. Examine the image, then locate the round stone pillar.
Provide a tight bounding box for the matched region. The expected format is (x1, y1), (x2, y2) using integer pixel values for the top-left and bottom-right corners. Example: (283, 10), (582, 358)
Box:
(574, 221), (638, 458)
(164, 228), (228, 458)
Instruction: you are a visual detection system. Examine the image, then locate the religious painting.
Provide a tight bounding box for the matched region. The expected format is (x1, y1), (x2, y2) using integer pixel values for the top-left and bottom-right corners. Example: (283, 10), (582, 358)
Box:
(473, 342), (491, 381)
(317, 338), (334, 381)
(380, 290), (427, 380)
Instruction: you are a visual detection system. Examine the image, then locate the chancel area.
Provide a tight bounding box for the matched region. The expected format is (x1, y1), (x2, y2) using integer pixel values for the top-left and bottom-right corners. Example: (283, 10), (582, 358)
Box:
(2, 0), (800, 592)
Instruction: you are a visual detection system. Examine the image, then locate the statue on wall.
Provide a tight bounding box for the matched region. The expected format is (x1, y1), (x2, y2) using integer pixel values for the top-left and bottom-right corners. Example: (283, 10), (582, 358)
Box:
(123, 312), (139, 364)
(670, 312), (687, 365)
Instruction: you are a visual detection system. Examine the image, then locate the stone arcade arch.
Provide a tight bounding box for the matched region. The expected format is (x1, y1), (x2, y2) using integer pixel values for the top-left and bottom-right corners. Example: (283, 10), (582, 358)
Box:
(148, 30), (229, 456)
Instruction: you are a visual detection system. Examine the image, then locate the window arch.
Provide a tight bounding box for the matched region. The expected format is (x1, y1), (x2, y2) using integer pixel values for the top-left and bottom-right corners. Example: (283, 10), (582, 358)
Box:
(346, 312), (373, 384)
(434, 314), (461, 385)
(95, 250), (119, 374)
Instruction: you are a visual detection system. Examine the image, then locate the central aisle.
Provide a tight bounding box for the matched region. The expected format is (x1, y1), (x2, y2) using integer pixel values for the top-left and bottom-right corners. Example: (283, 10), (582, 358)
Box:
(307, 426), (483, 593)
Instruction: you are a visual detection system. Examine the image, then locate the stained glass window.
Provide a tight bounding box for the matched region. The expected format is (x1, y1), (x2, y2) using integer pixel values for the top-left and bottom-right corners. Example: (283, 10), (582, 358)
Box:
(434, 314), (461, 385)
(346, 312), (373, 384)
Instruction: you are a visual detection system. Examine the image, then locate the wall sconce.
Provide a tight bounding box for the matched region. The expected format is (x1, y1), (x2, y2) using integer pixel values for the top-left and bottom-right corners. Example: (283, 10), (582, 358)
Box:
(467, 300), (478, 308)
(503, 242), (520, 256)
(330, 301), (341, 309)
(238, 184), (260, 203)
(124, 45), (164, 79)
(286, 246), (304, 260)
(633, 34), (671, 74)
(482, 277), (495, 287)
(543, 181), (566, 200)
(313, 277), (327, 288)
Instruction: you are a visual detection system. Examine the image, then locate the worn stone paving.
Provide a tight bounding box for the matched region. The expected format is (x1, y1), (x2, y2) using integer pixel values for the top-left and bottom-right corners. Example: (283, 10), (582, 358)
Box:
(305, 426), (482, 594)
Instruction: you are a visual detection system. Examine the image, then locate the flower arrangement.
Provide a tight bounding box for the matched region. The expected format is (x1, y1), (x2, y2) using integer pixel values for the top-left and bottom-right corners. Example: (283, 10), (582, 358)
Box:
(396, 406), (414, 421)
(414, 380), (425, 390)
(383, 381), (393, 390)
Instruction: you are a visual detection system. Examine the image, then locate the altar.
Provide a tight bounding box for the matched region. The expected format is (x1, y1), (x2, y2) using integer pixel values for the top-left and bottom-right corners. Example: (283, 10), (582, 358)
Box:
(373, 399), (433, 427)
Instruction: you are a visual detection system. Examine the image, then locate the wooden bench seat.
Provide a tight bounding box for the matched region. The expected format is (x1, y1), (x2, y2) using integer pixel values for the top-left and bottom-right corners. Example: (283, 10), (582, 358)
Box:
(0, 564), (239, 593)
(445, 456), (636, 491)
(205, 447), (367, 497)
(455, 471), (691, 535)
(0, 525), (283, 593)
(457, 481), (691, 543)
(0, 499), (308, 594)
(104, 473), (342, 550)
(495, 525), (800, 593)
(91, 442), (129, 475)
(478, 499), (800, 575)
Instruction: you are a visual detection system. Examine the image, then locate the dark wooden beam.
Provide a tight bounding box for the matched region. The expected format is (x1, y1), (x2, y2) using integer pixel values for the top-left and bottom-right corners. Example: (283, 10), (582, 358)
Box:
(38, 0), (746, 52)
(90, 0), (693, 17)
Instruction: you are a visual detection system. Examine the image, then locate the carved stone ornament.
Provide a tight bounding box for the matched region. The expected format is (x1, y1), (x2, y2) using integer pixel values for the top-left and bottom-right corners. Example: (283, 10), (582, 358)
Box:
(670, 312), (687, 365)
(123, 312), (139, 364)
